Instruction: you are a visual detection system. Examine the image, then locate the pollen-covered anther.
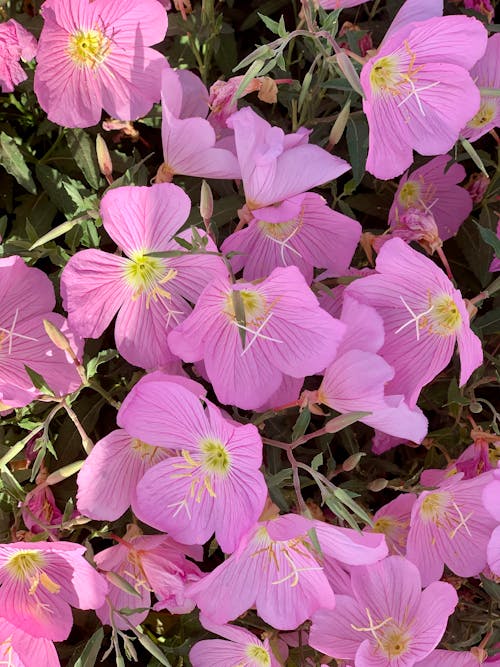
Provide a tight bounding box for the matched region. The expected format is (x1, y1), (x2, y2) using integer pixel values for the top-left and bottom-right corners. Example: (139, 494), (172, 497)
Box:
(67, 28), (112, 68)
(124, 252), (178, 307)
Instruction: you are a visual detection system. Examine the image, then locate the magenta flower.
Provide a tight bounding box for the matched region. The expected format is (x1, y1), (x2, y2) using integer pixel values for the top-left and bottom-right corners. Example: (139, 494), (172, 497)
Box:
(61, 183), (227, 370)
(190, 617), (284, 667)
(388, 156), (473, 244)
(22, 481), (63, 536)
(188, 513), (387, 631)
(361, 14), (488, 179)
(168, 266), (346, 410)
(158, 68), (241, 181)
(95, 524), (203, 630)
(482, 468), (500, 576)
(318, 295), (428, 442)
(346, 238), (483, 407)
(310, 556), (458, 667)
(0, 19), (37, 93)
(366, 493), (417, 556)
(416, 649), (481, 667)
(0, 619), (59, 667)
(0, 256), (82, 411)
(0, 541), (107, 640)
(421, 437), (495, 487)
(221, 192), (361, 283)
(407, 472), (497, 585)
(227, 107), (350, 217)
(118, 377), (267, 553)
(34, 0), (168, 128)
(489, 221), (500, 273)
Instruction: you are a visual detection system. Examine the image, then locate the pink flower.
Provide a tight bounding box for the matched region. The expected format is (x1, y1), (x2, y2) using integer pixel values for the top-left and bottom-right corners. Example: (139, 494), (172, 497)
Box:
(118, 377), (267, 553)
(346, 238), (483, 407)
(188, 513), (386, 631)
(421, 437), (496, 487)
(221, 192), (361, 283)
(388, 156), (473, 245)
(0, 256), (82, 411)
(0, 19), (37, 93)
(462, 34), (500, 142)
(466, 172), (491, 205)
(464, 0), (495, 22)
(95, 524), (203, 630)
(310, 556), (458, 667)
(0, 619), (59, 667)
(168, 266), (346, 410)
(34, 0), (168, 128)
(406, 472), (497, 585)
(190, 617), (284, 667)
(371, 431), (419, 454)
(489, 222), (500, 273)
(366, 493), (417, 556)
(158, 68), (241, 181)
(77, 371), (206, 521)
(318, 295), (428, 441)
(415, 649), (479, 666)
(22, 471), (63, 536)
(361, 14), (488, 179)
(482, 468), (500, 576)
(0, 541), (107, 640)
(227, 107), (350, 217)
(61, 183), (227, 370)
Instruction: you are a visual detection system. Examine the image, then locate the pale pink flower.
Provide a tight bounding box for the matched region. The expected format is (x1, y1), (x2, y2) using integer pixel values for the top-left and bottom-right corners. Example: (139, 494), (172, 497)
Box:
(168, 266), (346, 410)
(61, 183), (227, 370)
(188, 513), (387, 631)
(366, 493), (417, 556)
(0, 256), (82, 411)
(0, 541), (107, 640)
(158, 68), (241, 181)
(0, 19), (37, 93)
(95, 524), (203, 630)
(482, 468), (500, 576)
(0, 619), (59, 667)
(77, 371), (206, 521)
(34, 0), (168, 128)
(415, 649), (479, 666)
(361, 14), (488, 179)
(421, 437), (497, 487)
(407, 472), (497, 585)
(310, 556), (458, 667)
(318, 295), (428, 442)
(190, 616), (284, 667)
(118, 377), (267, 553)
(346, 238), (483, 407)
(221, 192), (361, 283)
(388, 156), (473, 245)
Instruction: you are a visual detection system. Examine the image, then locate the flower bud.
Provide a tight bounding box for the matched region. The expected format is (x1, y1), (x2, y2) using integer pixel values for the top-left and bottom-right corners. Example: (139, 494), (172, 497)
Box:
(200, 180), (214, 223)
(368, 478), (388, 492)
(96, 134), (113, 184)
(342, 452), (365, 472)
(328, 99), (350, 149)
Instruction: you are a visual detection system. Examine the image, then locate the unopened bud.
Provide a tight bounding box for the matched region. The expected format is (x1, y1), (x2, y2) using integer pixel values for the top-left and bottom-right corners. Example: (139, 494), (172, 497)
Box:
(96, 134), (113, 184)
(465, 172), (490, 205)
(342, 452), (365, 472)
(43, 319), (72, 353)
(45, 460), (84, 486)
(368, 478), (388, 492)
(200, 180), (214, 222)
(335, 51), (364, 97)
(328, 99), (350, 149)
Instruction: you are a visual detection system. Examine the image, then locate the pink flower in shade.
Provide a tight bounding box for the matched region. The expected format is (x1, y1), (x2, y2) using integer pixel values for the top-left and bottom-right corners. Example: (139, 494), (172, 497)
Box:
(34, 0), (168, 128)
(366, 493), (417, 556)
(463, 35), (500, 142)
(187, 513), (387, 631)
(371, 431), (419, 454)
(489, 222), (500, 273)
(317, 295), (428, 442)
(221, 192), (361, 283)
(361, 13), (487, 179)
(0, 541), (107, 641)
(226, 107), (350, 219)
(0, 619), (60, 667)
(190, 616), (284, 667)
(168, 266), (346, 410)
(0, 19), (37, 93)
(117, 378), (267, 553)
(406, 472), (497, 585)
(157, 68), (241, 181)
(77, 372), (206, 521)
(415, 649), (479, 667)
(310, 556), (458, 667)
(420, 437), (497, 487)
(346, 238), (483, 407)
(482, 468), (500, 577)
(0, 256), (82, 411)
(22, 469), (63, 536)
(61, 183), (228, 370)
(94, 524), (203, 630)
(388, 156), (473, 245)
(464, 0), (495, 22)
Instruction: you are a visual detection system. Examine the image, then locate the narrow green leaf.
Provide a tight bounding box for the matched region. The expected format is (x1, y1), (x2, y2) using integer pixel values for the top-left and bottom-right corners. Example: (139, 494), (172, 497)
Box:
(24, 365), (55, 396)
(475, 221), (500, 258)
(232, 289), (247, 349)
(67, 129), (101, 189)
(0, 132), (36, 194)
(105, 572), (142, 598)
(74, 627), (104, 667)
(324, 411), (371, 433)
(132, 631), (172, 667)
(461, 138), (488, 177)
(292, 408), (311, 441)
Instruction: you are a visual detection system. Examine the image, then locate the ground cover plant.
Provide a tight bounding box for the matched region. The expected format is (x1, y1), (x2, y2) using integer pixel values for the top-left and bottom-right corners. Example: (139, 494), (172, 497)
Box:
(0, 0), (500, 665)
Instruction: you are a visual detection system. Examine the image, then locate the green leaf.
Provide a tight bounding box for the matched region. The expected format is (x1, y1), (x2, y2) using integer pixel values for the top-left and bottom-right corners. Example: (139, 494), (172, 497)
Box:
(291, 408), (311, 441)
(258, 13), (281, 34)
(461, 138), (488, 177)
(132, 631), (172, 667)
(346, 116), (369, 185)
(105, 572), (142, 598)
(311, 452), (323, 471)
(66, 129), (101, 189)
(74, 627), (104, 667)
(24, 365), (55, 396)
(0, 132), (36, 194)
(86, 349), (120, 380)
(334, 487), (373, 526)
(324, 411), (371, 433)
(475, 221), (500, 258)
(35, 164), (84, 216)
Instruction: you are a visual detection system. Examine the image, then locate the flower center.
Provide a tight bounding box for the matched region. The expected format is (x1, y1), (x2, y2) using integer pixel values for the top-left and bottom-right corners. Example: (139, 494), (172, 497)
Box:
(199, 438), (231, 475)
(246, 644), (271, 666)
(123, 252), (178, 308)
(370, 55), (401, 92)
(420, 492), (450, 522)
(398, 181), (421, 208)
(5, 550), (45, 580)
(429, 294), (462, 335)
(67, 28), (111, 69)
(380, 626), (411, 658)
(468, 101), (496, 129)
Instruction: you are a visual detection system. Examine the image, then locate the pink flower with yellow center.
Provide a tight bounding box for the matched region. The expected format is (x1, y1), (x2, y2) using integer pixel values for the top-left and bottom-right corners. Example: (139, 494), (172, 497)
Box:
(34, 0), (168, 128)
(0, 542), (107, 641)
